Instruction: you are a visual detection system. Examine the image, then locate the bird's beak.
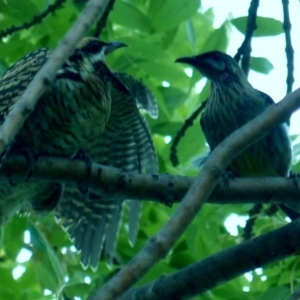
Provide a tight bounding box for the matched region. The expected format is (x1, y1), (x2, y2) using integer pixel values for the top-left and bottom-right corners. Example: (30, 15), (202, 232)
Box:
(104, 42), (127, 54)
(175, 56), (197, 65)
(176, 56), (208, 76)
(175, 56), (205, 72)
(175, 56), (222, 80)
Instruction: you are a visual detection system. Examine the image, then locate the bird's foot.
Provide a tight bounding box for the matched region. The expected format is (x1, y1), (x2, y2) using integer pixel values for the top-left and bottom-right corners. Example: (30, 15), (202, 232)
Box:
(10, 148), (39, 185)
(220, 170), (235, 187)
(73, 149), (92, 195)
(289, 171), (300, 189)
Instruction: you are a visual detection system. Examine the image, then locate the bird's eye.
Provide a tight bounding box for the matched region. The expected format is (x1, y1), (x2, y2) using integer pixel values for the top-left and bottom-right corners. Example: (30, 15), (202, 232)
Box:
(86, 41), (103, 54)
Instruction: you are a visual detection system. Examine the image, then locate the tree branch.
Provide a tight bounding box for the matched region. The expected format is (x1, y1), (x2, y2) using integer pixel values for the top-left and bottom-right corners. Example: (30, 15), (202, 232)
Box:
(2, 154), (300, 207)
(282, 0), (294, 94)
(119, 219), (300, 300)
(93, 0), (117, 37)
(0, 0), (66, 40)
(170, 100), (207, 166)
(0, 0), (110, 160)
(234, 0), (259, 75)
(87, 89), (300, 298)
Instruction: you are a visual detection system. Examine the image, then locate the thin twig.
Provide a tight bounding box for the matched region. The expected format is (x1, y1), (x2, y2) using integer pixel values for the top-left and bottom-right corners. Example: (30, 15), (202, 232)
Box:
(87, 90), (300, 299)
(0, 0), (66, 39)
(282, 0), (294, 94)
(0, 0), (110, 161)
(93, 0), (117, 37)
(234, 0), (260, 75)
(288, 284), (300, 300)
(170, 100), (207, 166)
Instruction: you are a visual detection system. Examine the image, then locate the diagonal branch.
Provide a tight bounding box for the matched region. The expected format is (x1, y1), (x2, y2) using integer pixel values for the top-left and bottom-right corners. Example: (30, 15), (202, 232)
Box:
(0, 0), (110, 161)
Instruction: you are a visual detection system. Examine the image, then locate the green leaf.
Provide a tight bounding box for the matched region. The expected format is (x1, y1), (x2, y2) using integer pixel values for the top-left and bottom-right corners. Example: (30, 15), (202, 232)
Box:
(1, 0), (40, 21)
(139, 61), (190, 86)
(161, 27), (178, 49)
(110, 2), (151, 33)
(200, 22), (229, 53)
(29, 222), (65, 291)
(169, 251), (195, 269)
(231, 16), (283, 37)
(186, 19), (196, 51)
(149, 0), (200, 32)
(119, 36), (169, 61)
(251, 56), (274, 74)
(255, 286), (290, 300)
(158, 86), (188, 114)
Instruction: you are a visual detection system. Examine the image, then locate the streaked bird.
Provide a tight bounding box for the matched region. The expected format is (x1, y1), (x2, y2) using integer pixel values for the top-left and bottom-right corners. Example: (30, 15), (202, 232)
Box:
(56, 72), (158, 269)
(0, 38), (127, 220)
(176, 51), (299, 218)
(0, 38), (157, 267)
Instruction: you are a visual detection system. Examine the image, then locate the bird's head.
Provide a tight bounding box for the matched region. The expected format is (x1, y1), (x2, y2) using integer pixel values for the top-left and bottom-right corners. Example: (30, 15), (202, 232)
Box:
(66, 38), (129, 94)
(74, 37), (127, 63)
(175, 51), (245, 83)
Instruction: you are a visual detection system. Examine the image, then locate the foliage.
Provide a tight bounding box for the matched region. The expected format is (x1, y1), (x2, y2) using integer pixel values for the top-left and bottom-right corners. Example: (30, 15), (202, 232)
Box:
(0, 0), (299, 299)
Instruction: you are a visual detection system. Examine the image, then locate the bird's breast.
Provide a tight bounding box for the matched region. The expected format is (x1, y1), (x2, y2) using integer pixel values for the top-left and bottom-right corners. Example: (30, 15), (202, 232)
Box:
(13, 73), (111, 156)
(201, 91), (292, 177)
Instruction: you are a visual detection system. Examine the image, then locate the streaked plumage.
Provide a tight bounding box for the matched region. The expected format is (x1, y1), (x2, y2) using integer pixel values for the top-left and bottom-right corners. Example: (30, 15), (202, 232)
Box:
(176, 51), (298, 216)
(55, 72), (158, 269)
(0, 39), (128, 239)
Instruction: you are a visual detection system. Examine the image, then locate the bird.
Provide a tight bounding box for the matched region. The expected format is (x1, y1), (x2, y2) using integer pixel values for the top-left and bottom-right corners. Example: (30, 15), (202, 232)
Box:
(175, 51), (299, 219)
(55, 72), (158, 269)
(0, 39), (128, 231)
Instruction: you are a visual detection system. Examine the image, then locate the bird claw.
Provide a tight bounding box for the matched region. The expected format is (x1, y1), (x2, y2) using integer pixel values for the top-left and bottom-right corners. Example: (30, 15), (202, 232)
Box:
(289, 171), (300, 189)
(220, 171), (235, 187)
(73, 149), (92, 195)
(10, 148), (39, 184)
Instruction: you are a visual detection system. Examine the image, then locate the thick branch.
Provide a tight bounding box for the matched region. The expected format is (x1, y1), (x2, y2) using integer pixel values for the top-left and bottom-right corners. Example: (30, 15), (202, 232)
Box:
(2, 155), (300, 207)
(120, 219), (300, 300)
(88, 91), (300, 298)
(0, 0), (109, 160)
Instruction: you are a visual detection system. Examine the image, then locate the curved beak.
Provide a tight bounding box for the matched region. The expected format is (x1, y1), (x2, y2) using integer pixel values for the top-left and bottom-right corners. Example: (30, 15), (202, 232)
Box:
(104, 42), (127, 54)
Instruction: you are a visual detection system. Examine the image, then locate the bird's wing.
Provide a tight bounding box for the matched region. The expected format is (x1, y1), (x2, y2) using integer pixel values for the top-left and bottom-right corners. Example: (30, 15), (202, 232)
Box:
(55, 72), (158, 269)
(257, 89), (290, 126)
(127, 75), (158, 119)
(0, 49), (50, 160)
(0, 49), (50, 122)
